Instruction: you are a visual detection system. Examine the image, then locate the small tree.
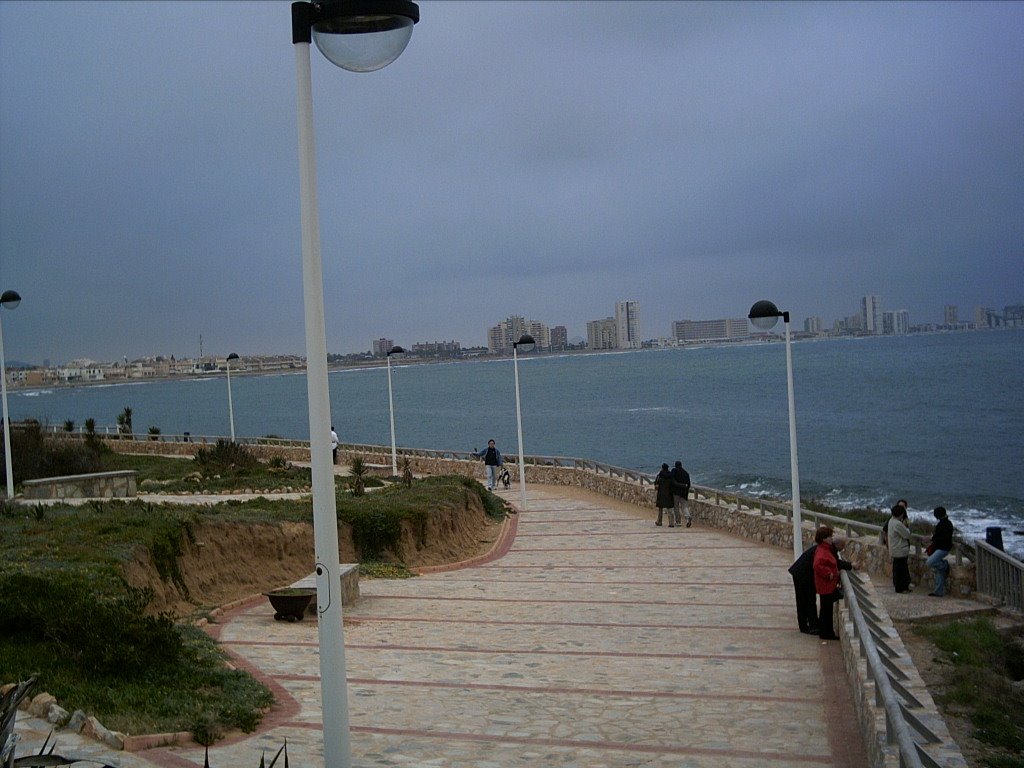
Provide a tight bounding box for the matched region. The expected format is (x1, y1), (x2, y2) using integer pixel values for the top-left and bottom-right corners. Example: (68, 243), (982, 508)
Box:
(400, 456), (414, 488)
(116, 406), (133, 439)
(148, 425), (161, 441)
(349, 455), (367, 496)
(62, 419), (75, 433)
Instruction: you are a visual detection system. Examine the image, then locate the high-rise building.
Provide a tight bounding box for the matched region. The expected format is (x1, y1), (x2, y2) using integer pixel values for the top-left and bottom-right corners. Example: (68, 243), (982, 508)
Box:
(550, 325), (568, 350)
(803, 316), (823, 334)
(614, 301), (640, 349)
(487, 316), (549, 353)
(671, 318), (749, 342)
(944, 305), (958, 326)
(372, 338), (394, 357)
(861, 295), (882, 334)
(882, 310), (910, 335)
(587, 317), (618, 350)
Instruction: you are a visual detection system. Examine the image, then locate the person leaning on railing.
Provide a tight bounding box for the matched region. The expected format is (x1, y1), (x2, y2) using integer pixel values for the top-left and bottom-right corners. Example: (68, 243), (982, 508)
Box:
(925, 506), (954, 597)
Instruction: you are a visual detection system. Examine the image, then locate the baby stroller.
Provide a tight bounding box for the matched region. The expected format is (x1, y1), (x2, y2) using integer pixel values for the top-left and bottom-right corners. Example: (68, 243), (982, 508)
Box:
(498, 466), (511, 490)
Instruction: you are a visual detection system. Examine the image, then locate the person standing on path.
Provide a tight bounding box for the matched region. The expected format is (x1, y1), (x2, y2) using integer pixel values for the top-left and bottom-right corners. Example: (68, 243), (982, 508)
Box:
(788, 541), (820, 635)
(654, 463), (675, 527)
(926, 506), (954, 596)
(813, 526), (853, 640)
(330, 426), (339, 465)
(473, 439), (503, 491)
(888, 504), (913, 593)
(670, 460), (692, 528)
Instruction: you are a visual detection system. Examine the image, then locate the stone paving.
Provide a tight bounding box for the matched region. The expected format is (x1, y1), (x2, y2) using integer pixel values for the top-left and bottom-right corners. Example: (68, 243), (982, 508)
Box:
(16, 486), (878, 767)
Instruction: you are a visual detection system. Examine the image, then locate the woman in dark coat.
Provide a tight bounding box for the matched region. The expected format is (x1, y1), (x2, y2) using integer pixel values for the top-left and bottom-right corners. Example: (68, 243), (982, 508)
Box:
(654, 463), (675, 527)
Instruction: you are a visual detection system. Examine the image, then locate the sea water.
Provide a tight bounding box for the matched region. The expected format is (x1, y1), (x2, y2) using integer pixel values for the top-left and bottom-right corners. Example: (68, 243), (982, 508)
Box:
(9, 330), (1023, 551)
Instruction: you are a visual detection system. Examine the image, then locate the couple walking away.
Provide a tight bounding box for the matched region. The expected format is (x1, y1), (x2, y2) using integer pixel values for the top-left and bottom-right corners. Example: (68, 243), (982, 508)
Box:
(655, 461), (691, 528)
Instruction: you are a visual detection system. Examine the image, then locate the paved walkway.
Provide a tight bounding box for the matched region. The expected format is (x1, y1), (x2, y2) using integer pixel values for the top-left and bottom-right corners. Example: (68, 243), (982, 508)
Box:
(19, 486), (877, 766)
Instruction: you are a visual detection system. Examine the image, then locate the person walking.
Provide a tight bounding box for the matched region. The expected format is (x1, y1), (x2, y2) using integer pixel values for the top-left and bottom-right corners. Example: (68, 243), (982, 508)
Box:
(474, 439), (503, 491)
(888, 504), (913, 593)
(926, 506), (954, 597)
(670, 460), (692, 528)
(654, 463), (675, 527)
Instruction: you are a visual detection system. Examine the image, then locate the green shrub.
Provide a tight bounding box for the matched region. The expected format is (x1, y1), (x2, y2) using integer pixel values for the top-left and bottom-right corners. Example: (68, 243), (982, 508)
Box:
(195, 439), (259, 473)
(2, 422), (104, 485)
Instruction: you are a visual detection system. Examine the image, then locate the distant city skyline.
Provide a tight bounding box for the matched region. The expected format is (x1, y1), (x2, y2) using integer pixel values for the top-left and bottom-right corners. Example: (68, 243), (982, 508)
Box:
(2, 3), (1021, 365)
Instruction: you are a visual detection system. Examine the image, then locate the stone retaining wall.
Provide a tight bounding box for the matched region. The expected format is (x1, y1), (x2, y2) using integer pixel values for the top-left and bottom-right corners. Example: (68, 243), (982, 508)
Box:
(21, 470), (138, 500)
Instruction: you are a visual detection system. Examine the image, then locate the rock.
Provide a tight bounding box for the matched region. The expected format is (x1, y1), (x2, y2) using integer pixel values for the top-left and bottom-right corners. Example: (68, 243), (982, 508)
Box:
(27, 692), (57, 718)
(64, 710), (87, 733)
(84, 715), (124, 750)
(47, 703), (70, 725)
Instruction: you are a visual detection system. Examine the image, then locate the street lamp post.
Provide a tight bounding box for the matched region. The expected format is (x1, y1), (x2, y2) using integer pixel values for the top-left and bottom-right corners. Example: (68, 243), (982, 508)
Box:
(0, 290), (21, 501)
(748, 300), (803, 559)
(291, 3), (418, 766)
(512, 334), (535, 511)
(225, 353), (239, 442)
(386, 345), (405, 476)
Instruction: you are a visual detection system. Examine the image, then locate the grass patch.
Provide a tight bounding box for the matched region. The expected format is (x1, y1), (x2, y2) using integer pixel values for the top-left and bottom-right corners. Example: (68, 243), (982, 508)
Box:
(101, 449), (312, 494)
(359, 561), (416, 579)
(914, 617), (1024, 765)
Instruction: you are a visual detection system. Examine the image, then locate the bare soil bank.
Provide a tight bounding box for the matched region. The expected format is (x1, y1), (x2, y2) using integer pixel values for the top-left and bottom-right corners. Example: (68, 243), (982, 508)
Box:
(123, 494), (504, 617)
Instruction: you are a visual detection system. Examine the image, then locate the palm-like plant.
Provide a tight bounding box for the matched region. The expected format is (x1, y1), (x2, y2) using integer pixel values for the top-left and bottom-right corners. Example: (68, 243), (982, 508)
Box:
(115, 407), (133, 440)
(400, 456), (414, 488)
(61, 420), (75, 433)
(349, 455), (367, 496)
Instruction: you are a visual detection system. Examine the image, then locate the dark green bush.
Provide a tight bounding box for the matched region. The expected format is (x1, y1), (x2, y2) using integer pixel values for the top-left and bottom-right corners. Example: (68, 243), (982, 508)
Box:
(1, 422), (105, 485)
(195, 439), (259, 473)
(0, 570), (182, 678)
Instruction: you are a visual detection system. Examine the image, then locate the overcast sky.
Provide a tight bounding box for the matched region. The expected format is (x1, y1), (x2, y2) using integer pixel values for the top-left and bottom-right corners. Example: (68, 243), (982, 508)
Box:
(1, 1), (1021, 364)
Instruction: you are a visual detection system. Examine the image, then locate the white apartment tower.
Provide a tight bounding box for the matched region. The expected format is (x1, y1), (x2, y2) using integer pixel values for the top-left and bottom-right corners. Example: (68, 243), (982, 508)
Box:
(861, 295), (882, 335)
(615, 300), (641, 349)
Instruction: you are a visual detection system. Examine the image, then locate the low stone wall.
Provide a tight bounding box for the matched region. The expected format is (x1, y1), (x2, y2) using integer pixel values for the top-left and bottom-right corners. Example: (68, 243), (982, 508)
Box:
(21, 470), (138, 500)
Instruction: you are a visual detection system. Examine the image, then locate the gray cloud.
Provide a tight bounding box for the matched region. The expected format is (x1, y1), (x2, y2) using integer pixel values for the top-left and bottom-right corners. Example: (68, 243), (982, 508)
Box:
(1, 0), (1021, 363)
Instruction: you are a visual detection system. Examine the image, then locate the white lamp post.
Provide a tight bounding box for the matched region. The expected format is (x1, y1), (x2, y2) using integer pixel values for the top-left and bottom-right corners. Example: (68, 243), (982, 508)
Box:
(386, 345), (405, 476)
(225, 353), (239, 442)
(0, 289), (21, 501)
(512, 333), (535, 511)
(290, 3), (418, 766)
(748, 300), (803, 559)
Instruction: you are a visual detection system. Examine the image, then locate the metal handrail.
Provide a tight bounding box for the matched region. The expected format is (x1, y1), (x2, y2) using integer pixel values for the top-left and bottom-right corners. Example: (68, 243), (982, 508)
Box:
(974, 540), (1024, 611)
(842, 570), (930, 768)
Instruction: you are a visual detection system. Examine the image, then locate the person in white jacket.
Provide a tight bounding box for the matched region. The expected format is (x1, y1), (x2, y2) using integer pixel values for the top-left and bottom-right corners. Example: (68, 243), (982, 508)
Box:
(888, 505), (913, 593)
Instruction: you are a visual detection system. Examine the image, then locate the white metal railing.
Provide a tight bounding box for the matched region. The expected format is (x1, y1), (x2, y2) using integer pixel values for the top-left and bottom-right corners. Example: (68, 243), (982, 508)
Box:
(842, 570), (947, 768)
(975, 540), (1024, 611)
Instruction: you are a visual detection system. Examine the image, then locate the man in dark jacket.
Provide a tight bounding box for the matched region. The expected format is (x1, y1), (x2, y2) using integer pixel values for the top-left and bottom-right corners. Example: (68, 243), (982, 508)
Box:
(788, 544), (820, 634)
(670, 460), (692, 528)
(926, 506), (954, 596)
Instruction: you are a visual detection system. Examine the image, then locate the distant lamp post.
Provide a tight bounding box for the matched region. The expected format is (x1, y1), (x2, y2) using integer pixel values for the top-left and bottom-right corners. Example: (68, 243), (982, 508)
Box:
(748, 300), (803, 559)
(512, 333), (535, 510)
(225, 353), (240, 442)
(386, 345), (405, 475)
(0, 290), (20, 501)
(291, 3), (418, 767)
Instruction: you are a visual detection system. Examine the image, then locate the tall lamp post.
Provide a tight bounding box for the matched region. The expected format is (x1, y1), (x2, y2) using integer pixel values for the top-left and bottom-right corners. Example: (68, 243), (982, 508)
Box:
(386, 345), (405, 475)
(291, 3), (418, 766)
(225, 353), (239, 442)
(748, 300), (803, 559)
(512, 333), (535, 511)
(0, 290), (21, 501)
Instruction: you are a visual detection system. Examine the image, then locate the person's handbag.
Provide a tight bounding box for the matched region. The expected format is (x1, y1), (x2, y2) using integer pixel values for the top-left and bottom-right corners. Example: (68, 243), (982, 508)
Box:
(926, 543), (936, 556)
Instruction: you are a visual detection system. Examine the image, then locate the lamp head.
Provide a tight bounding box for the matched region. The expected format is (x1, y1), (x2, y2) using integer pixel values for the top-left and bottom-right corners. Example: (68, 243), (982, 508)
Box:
(0, 290), (21, 310)
(227, 353), (240, 362)
(387, 345), (405, 357)
(293, 0), (419, 73)
(514, 334), (536, 354)
(748, 300), (783, 331)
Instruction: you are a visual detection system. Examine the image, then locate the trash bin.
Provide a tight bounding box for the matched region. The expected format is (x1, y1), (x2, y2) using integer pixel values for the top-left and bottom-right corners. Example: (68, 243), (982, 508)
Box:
(986, 526), (1004, 551)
